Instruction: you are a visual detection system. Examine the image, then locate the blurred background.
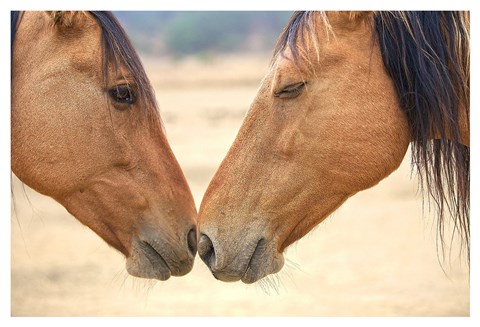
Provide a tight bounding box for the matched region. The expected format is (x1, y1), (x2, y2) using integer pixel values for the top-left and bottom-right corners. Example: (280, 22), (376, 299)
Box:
(113, 11), (292, 58)
(11, 11), (469, 316)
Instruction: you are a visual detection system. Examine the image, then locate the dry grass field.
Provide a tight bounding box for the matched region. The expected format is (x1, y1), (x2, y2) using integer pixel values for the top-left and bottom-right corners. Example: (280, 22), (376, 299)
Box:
(11, 55), (469, 316)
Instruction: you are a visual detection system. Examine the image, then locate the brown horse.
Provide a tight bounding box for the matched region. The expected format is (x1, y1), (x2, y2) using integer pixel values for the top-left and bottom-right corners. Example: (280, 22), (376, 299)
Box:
(197, 11), (470, 283)
(11, 11), (197, 281)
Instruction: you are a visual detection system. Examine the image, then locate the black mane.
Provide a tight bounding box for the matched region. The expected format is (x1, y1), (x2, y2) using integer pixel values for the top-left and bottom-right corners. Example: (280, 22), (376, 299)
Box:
(375, 11), (470, 261)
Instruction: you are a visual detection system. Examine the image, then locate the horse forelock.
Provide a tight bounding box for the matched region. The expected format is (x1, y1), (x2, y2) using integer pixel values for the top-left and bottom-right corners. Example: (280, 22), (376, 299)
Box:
(271, 11), (325, 70)
(89, 12), (162, 125)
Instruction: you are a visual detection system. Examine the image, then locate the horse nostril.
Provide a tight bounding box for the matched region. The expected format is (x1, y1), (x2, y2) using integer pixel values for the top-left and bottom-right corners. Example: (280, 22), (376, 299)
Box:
(198, 233), (215, 269)
(187, 227), (197, 257)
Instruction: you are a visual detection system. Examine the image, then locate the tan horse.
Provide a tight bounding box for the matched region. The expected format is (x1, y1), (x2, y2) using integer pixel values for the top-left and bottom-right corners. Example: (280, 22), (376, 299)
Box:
(11, 11), (197, 281)
(197, 11), (470, 283)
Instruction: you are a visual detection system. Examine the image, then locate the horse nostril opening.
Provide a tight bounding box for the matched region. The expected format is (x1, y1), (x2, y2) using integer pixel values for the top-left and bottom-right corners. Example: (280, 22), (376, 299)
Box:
(198, 233), (215, 268)
(187, 227), (197, 257)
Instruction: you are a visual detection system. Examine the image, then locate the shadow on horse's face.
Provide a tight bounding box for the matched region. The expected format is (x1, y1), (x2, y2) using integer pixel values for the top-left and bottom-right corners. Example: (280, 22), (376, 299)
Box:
(197, 12), (411, 283)
(11, 11), (197, 280)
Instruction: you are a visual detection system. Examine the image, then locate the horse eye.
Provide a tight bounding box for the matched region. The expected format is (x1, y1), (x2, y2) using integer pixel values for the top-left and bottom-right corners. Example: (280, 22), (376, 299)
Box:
(274, 82), (306, 99)
(109, 84), (136, 106)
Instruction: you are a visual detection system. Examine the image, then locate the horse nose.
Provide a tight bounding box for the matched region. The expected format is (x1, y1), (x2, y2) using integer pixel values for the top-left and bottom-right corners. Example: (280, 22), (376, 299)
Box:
(198, 233), (215, 269)
(187, 227), (197, 257)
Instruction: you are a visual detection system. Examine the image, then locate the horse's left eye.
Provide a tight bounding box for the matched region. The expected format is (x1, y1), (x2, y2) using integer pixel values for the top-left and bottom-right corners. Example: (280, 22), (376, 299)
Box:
(274, 82), (306, 99)
(109, 84), (136, 106)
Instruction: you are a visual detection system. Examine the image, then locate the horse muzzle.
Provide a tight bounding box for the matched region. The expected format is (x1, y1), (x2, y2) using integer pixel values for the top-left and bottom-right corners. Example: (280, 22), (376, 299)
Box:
(126, 226), (197, 280)
(197, 231), (284, 284)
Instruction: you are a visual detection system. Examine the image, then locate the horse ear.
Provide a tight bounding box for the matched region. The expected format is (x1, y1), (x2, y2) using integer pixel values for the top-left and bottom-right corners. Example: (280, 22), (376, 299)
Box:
(347, 11), (373, 21)
(327, 11), (373, 31)
(46, 11), (89, 28)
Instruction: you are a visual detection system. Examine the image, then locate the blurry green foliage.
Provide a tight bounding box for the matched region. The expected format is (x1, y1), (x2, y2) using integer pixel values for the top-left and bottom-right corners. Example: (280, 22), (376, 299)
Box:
(114, 11), (292, 57)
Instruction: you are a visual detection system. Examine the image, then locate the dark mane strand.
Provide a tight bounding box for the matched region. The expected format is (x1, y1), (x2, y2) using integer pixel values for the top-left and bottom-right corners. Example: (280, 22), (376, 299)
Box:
(11, 11), (21, 55)
(11, 11), (23, 78)
(375, 12), (470, 262)
(88, 12), (160, 123)
(272, 11), (317, 65)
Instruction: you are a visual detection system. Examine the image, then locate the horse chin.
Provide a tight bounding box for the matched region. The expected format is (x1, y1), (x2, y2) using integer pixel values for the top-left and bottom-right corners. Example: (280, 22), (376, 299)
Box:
(241, 250), (285, 284)
(125, 236), (194, 281)
(126, 259), (171, 281)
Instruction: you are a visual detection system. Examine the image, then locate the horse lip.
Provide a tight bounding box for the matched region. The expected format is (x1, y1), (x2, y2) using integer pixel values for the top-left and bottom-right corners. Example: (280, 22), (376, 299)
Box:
(239, 237), (284, 284)
(139, 240), (171, 272)
(240, 238), (266, 283)
(139, 235), (195, 277)
(126, 238), (172, 280)
(211, 270), (242, 282)
(126, 239), (173, 280)
(209, 238), (265, 283)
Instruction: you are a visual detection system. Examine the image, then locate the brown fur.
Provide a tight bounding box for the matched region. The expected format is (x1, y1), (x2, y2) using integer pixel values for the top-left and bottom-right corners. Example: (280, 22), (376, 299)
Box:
(11, 11), (197, 280)
(197, 11), (469, 283)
